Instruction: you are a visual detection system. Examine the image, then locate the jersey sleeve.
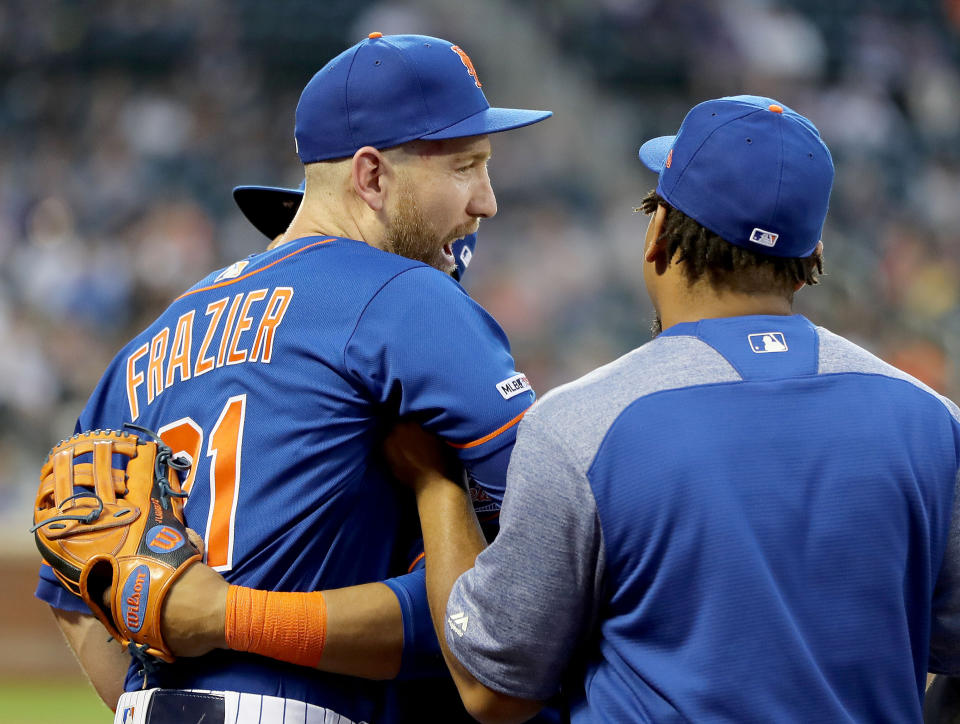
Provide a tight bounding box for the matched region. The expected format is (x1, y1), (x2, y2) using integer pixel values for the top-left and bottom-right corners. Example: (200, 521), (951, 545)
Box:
(381, 567), (449, 680)
(344, 267), (534, 505)
(444, 402), (605, 699)
(35, 562), (92, 613)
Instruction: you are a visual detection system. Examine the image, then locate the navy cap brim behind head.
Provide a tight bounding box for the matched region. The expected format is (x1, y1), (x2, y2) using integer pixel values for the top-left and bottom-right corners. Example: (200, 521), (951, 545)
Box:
(233, 185), (304, 241)
(638, 135), (676, 173)
(421, 107), (552, 140)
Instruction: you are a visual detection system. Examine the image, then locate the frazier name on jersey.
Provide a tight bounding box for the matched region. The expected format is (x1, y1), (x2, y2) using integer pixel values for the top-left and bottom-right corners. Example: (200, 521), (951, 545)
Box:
(126, 286), (293, 420)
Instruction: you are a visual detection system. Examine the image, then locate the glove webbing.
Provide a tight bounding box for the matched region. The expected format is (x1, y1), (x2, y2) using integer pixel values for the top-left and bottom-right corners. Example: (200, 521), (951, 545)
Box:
(124, 423), (190, 510)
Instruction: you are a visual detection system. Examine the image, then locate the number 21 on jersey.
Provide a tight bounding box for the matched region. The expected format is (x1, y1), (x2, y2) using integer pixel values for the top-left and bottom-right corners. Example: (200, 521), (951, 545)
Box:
(158, 394), (246, 571)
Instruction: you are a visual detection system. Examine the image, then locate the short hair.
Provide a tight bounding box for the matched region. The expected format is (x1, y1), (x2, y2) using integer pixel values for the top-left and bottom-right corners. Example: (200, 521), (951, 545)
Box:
(639, 190), (823, 296)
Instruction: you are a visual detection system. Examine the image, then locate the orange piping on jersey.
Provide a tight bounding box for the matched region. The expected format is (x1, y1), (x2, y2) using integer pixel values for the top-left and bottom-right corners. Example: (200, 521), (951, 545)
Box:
(447, 404), (532, 449)
(176, 238), (336, 301)
(407, 551), (426, 573)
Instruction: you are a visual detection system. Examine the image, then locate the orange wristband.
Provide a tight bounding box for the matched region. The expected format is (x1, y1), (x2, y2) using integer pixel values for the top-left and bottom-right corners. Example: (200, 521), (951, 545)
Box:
(224, 585), (327, 668)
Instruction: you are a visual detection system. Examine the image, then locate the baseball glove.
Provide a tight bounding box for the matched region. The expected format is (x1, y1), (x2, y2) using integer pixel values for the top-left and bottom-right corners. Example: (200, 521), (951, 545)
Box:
(31, 427), (201, 664)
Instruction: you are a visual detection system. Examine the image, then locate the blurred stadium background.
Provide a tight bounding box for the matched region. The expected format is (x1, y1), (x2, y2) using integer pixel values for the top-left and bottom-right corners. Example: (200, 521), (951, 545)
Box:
(1, 0), (959, 719)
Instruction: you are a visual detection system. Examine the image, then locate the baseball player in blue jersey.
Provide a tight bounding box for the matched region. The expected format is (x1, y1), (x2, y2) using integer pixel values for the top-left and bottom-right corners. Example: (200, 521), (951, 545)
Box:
(386, 95), (960, 723)
(228, 180), (568, 724)
(34, 33), (550, 724)
(228, 181), (567, 724)
(230, 180), (505, 724)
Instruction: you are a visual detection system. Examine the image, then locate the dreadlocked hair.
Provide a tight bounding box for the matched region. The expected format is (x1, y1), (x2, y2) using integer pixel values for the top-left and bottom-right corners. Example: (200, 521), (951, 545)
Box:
(639, 190), (823, 297)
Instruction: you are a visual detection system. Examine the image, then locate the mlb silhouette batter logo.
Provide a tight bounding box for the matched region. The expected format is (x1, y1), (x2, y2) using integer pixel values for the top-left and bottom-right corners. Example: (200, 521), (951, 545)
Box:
(749, 227), (779, 248)
(748, 332), (788, 353)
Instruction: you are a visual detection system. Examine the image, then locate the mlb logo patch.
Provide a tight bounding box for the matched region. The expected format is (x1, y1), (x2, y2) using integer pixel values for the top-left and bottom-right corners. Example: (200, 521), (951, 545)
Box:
(496, 372), (531, 400)
(749, 227), (779, 248)
(748, 332), (788, 353)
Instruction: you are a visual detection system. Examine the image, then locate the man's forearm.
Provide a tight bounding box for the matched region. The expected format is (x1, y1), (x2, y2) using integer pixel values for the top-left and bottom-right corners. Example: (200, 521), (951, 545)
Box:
(162, 562), (403, 679)
(52, 607), (129, 712)
(312, 582), (403, 678)
(415, 480), (543, 724)
(415, 478), (487, 684)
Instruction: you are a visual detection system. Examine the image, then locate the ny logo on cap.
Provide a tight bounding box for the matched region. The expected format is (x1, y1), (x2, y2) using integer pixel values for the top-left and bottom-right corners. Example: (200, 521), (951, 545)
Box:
(451, 45), (482, 87)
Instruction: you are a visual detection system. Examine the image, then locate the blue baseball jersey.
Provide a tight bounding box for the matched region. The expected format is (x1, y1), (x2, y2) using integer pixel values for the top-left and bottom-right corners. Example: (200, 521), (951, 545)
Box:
(35, 234), (533, 722)
(447, 314), (960, 722)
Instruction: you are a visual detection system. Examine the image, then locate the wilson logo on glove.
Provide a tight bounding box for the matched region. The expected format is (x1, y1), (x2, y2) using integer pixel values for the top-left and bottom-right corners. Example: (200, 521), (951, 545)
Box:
(122, 565), (150, 633)
(146, 525), (185, 553)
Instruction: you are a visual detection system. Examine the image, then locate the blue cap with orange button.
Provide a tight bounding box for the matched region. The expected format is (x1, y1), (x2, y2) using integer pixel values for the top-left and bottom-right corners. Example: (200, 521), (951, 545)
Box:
(295, 33), (552, 163)
(638, 95), (834, 258)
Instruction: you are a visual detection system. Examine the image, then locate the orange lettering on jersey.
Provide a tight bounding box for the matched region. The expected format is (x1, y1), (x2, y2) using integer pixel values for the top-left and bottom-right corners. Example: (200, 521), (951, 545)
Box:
(250, 287), (294, 363)
(147, 328), (170, 404)
(125, 343), (149, 421)
(195, 298), (228, 377)
(227, 289), (267, 366)
(216, 294), (244, 368)
(450, 45), (482, 88)
(166, 310), (195, 387)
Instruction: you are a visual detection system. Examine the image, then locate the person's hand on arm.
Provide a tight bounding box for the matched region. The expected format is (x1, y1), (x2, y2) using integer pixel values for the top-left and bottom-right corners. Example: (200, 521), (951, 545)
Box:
(383, 422), (544, 724)
(159, 533), (404, 679)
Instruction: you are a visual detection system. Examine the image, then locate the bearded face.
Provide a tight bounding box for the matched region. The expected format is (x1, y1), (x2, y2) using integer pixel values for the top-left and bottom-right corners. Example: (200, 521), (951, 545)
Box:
(384, 182), (457, 274)
(382, 141), (488, 275)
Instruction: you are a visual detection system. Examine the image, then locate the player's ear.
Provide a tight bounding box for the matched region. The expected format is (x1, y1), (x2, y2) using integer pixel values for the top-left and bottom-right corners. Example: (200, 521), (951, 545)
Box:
(812, 240), (824, 264)
(794, 241), (824, 292)
(352, 146), (388, 212)
(643, 205), (668, 263)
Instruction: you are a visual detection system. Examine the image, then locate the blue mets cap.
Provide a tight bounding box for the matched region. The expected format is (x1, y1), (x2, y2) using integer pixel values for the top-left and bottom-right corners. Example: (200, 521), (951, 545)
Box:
(638, 95), (834, 258)
(232, 181), (479, 282)
(295, 33), (552, 163)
